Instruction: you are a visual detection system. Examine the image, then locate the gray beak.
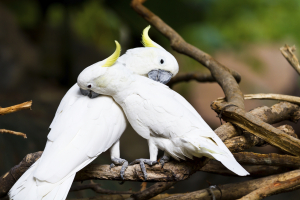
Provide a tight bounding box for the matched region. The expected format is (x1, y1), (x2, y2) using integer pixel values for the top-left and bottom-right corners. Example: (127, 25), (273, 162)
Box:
(80, 88), (100, 98)
(148, 69), (173, 84)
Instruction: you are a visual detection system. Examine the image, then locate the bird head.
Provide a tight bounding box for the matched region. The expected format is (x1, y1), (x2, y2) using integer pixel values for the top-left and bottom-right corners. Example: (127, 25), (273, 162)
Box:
(118, 25), (179, 84)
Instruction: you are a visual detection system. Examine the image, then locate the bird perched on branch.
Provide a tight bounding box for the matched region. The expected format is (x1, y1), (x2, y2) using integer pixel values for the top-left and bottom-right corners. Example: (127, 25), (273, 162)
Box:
(9, 26), (179, 200)
(78, 40), (249, 180)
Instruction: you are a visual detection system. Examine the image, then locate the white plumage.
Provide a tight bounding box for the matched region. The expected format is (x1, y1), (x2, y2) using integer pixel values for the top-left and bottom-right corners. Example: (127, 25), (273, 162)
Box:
(85, 65), (249, 176)
(9, 27), (179, 199)
(9, 84), (126, 200)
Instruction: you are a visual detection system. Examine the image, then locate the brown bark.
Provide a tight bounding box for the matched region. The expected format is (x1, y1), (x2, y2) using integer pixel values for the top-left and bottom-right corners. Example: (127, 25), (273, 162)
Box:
(131, 182), (176, 200)
(0, 101), (32, 115)
(163, 169), (300, 200)
(0, 129), (27, 138)
(167, 71), (241, 88)
(211, 100), (300, 156)
(70, 183), (133, 194)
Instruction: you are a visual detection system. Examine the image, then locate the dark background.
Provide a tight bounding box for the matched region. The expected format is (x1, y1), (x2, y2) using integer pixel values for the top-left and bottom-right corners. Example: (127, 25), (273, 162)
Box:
(1, 0), (300, 199)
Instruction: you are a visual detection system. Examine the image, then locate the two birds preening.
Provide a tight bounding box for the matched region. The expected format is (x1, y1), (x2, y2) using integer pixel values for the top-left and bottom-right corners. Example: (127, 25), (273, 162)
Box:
(9, 26), (249, 200)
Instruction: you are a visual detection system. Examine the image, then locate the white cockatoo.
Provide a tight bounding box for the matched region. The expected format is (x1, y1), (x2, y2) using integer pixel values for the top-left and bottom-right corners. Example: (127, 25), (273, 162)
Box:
(77, 51), (249, 180)
(9, 26), (179, 200)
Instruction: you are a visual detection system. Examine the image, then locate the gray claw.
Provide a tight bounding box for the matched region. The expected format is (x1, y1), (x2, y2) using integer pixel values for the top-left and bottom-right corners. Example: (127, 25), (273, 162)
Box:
(129, 158), (158, 181)
(110, 158), (128, 180)
(159, 155), (170, 168)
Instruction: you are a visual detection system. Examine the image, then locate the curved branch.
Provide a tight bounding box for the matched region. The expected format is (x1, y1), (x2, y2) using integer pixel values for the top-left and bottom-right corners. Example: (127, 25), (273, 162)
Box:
(280, 44), (300, 75)
(0, 129), (27, 139)
(0, 101), (32, 115)
(167, 72), (241, 87)
(130, 0), (244, 109)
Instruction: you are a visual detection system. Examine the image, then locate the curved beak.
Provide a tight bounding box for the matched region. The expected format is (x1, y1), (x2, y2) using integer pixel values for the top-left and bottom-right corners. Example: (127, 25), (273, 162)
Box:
(148, 69), (173, 84)
(80, 88), (100, 98)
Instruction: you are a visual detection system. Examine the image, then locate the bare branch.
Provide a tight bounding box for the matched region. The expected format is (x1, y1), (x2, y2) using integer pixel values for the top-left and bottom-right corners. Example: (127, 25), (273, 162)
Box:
(244, 93), (300, 105)
(0, 101), (32, 116)
(164, 169), (300, 200)
(130, 0), (244, 109)
(211, 100), (300, 156)
(201, 161), (291, 177)
(70, 183), (133, 194)
(280, 44), (300, 75)
(225, 125), (297, 153)
(239, 175), (300, 200)
(167, 72), (241, 88)
(131, 182), (176, 200)
(0, 129), (27, 139)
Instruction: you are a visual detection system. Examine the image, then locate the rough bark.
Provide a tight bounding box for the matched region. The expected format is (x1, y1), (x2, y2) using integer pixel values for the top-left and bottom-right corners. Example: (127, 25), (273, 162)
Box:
(163, 169), (300, 200)
(211, 100), (300, 156)
(131, 182), (176, 200)
(70, 183), (133, 194)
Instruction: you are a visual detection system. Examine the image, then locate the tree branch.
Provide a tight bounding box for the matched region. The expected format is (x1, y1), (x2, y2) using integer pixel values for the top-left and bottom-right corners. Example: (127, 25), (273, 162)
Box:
(163, 169), (300, 200)
(211, 100), (300, 156)
(239, 175), (300, 200)
(0, 129), (27, 139)
(244, 93), (300, 105)
(131, 182), (176, 200)
(167, 72), (241, 88)
(130, 0), (244, 109)
(0, 101), (32, 116)
(70, 183), (133, 194)
(280, 44), (300, 75)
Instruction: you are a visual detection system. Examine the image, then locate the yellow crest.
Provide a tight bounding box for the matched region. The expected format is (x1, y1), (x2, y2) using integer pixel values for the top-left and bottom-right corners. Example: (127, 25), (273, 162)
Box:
(102, 41), (121, 67)
(141, 25), (157, 48)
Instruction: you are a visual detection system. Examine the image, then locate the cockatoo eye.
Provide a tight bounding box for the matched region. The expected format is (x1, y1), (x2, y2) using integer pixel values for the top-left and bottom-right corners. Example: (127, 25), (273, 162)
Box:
(160, 59), (164, 64)
(87, 84), (91, 88)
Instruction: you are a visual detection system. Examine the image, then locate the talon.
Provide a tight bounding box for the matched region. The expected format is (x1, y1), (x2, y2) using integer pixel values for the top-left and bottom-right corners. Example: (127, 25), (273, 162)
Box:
(207, 185), (222, 200)
(159, 155), (170, 169)
(110, 163), (115, 170)
(110, 158), (129, 180)
(129, 158), (158, 181)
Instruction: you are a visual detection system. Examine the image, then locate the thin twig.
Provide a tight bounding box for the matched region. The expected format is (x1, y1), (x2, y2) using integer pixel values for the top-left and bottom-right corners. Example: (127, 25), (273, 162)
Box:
(130, 0), (245, 109)
(280, 44), (300, 75)
(0, 129), (27, 139)
(0, 101), (32, 115)
(70, 183), (133, 194)
(167, 72), (241, 88)
(244, 93), (300, 105)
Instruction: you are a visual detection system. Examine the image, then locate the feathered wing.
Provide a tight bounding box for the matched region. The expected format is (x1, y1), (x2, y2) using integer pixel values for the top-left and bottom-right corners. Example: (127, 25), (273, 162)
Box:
(121, 77), (248, 176)
(9, 84), (126, 200)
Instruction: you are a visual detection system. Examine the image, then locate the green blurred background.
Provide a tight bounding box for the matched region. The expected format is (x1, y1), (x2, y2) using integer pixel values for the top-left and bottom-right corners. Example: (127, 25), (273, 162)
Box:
(1, 0), (300, 199)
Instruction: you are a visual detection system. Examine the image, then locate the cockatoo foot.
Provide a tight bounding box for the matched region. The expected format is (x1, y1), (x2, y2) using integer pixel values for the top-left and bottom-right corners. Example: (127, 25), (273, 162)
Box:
(110, 158), (128, 180)
(129, 159), (158, 181)
(159, 155), (170, 168)
(207, 185), (222, 200)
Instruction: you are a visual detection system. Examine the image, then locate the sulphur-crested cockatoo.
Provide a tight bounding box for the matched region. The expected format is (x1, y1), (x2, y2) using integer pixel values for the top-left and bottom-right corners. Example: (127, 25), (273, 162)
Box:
(78, 55), (249, 180)
(9, 26), (179, 200)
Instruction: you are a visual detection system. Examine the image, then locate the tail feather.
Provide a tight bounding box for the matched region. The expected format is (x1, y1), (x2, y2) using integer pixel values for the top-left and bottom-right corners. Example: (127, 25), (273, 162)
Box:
(9, 161), (76, 200)
(182, 136), (249, 176)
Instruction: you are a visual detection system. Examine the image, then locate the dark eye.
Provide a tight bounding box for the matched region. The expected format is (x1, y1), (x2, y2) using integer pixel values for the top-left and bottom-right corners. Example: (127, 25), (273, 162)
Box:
(87, 84), (91, 88)
(160, 59), (164, 64)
